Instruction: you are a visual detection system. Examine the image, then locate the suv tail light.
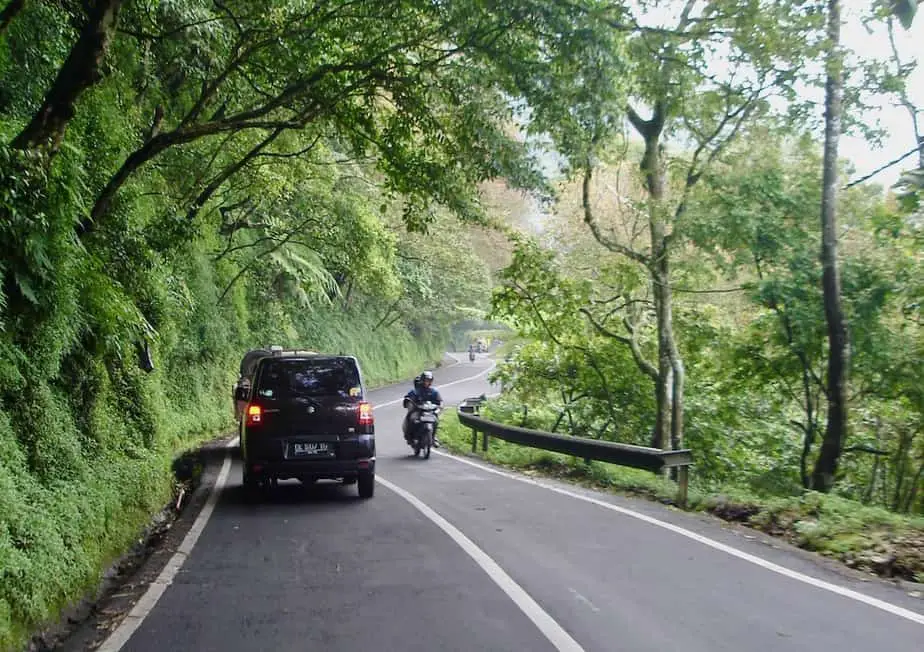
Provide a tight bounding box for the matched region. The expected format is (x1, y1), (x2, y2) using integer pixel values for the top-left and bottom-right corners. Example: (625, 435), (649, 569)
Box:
(245, 403), (263, 427)
(358, 402), (374, 426)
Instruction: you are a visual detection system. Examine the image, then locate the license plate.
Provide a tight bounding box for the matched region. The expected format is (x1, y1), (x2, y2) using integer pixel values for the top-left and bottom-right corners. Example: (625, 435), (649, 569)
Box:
(419, 414), (437, 423)
(291, 442), (332, 456)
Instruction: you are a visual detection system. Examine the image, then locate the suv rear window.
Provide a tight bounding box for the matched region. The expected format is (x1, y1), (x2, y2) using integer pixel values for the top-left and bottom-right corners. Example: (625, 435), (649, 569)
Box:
(255, 358), (362, 400)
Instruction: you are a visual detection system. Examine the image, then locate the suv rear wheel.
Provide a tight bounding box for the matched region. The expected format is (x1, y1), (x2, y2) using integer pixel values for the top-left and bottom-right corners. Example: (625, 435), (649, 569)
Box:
(358, 472), (375, 498)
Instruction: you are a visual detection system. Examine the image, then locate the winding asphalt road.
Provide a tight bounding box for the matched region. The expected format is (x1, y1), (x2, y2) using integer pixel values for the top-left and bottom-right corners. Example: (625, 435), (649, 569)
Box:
(70, 354), (923, 651)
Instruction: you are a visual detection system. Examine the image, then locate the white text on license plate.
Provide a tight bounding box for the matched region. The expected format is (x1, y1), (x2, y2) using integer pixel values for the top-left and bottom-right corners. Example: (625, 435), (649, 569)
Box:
(293, 442), (329, 455)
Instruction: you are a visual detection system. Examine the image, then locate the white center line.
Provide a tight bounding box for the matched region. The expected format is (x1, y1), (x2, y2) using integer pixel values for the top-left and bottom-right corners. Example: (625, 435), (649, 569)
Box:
(377, 475), (586, 652)
(374, 360), (497, 409)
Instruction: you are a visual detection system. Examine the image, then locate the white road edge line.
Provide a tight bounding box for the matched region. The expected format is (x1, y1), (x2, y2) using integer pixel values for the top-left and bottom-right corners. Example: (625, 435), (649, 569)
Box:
(377, 475), (586, 652)
(95, 356), (488, 650)
(97, 438), (237, 652)
(374, 360), (497, 409)
(432, 450), (924, 626)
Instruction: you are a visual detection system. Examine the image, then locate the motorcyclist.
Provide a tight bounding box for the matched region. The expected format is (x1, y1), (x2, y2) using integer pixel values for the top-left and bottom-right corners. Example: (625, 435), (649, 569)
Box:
(402, 370), (443, 447)
(468, 343), (476, 361)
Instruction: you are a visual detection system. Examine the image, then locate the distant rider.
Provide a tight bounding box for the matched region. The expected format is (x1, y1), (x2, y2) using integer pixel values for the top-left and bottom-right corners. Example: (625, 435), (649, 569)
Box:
(403, 370), (444, 447)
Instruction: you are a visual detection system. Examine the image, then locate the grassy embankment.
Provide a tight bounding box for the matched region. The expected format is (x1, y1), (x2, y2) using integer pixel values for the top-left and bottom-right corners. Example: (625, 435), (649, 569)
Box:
(0, 302), (442, 651)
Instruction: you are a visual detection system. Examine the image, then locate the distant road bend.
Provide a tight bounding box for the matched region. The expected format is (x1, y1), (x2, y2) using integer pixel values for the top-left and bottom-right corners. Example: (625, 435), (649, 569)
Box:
(71, 353), (923, 652)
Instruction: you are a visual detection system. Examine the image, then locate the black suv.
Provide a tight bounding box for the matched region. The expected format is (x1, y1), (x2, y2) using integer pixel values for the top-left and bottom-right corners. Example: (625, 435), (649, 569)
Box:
(240, 352), (376, 498)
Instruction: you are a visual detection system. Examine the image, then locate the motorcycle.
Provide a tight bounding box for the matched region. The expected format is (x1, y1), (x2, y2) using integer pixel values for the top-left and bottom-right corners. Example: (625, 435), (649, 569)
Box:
(468, 349), (476, 362)
(404, 399), (440, 459)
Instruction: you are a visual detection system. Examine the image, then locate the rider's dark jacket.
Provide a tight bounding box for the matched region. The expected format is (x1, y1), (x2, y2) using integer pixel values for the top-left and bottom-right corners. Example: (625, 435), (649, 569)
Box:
(404, 386), (443, 405)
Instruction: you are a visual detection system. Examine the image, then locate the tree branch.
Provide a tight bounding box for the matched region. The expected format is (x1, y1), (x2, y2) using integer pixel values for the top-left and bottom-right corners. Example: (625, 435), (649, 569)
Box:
(216, 212), (324, 303)
(842, 445), (891, 456)
(255, 133), (323, 159)
(626, 104), (649, 135)
(582, 163), (650, 266)
(578, 307), (659, 381)
(213, 217), (323, 261)
(843, 146), (920, 189)
(11, 0), (122, 156)
(186, 128), (290, 224)
(373, 297), (402, 331)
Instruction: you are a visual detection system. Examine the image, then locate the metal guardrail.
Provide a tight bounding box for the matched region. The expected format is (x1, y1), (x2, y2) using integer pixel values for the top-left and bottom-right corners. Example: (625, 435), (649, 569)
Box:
(458, 397), (693, 507)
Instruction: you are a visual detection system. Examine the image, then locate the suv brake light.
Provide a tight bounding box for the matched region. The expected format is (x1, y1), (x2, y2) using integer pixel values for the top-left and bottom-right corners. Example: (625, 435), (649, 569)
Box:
(245, 403), (263, 427)
(358, 402), (374, 426)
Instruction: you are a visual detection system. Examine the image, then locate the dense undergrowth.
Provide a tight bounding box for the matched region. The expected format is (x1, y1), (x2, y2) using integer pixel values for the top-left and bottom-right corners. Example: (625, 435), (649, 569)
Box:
(3, 1), (923, 648)
(1, 3), (522, 646)
(0, 285), (442, 649)
(438, 410), (924, 583)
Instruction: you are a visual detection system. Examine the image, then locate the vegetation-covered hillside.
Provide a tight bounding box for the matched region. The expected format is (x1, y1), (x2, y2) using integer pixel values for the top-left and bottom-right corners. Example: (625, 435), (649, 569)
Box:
(1, 0), (923, 648)
(0, 1), (591, 646)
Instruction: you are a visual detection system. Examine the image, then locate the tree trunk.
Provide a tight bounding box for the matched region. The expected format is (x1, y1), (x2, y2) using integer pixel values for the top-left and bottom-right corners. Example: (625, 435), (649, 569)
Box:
(902, 459), (923, 512)
(811, 0), (849, 493)
(891, 429), (911, 511)
(643, 134), (678, 454)
(651, 252), (673, 453)
(798, 356), (817, 489)
(642, 160), (673, 450)
(0, 0), (26, 36)
(863, 456), (879, 504)
(623, 104), (685, 455)
(668, 304), (684, 451)
(10, 0), (122, 156)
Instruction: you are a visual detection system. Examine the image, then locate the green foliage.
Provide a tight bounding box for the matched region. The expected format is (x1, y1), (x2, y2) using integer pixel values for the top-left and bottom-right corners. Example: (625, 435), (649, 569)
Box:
(2, 0), (921, 646)
(1, 0), (567, 644)
(489, 237), (656, 443)
(887, 0), (919, 29)
(0, 243), (443, 648)
(489, 121), (923, 513)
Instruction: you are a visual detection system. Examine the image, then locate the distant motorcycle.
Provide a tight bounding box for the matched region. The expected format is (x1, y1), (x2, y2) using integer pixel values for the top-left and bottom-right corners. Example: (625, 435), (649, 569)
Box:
(404, 399), (440, 459)
(469, 350), (476, 362)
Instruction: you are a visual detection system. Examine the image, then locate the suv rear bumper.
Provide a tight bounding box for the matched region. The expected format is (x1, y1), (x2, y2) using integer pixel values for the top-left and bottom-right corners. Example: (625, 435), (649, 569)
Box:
(246, 458), (375, 481)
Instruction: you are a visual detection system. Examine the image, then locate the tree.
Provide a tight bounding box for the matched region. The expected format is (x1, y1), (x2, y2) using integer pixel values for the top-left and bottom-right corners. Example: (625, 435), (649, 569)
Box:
(489, 236), (654, 441)
(524, 0), (821, 454)
(812, 0), (849, 492)
(812, 0), (918, 491)
(688, 126), (923, 503)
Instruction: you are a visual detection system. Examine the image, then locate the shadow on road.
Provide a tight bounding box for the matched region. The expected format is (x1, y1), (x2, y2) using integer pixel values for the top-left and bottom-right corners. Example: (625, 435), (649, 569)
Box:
(384, 452), (440, 465)
(220, 479), (368, 510)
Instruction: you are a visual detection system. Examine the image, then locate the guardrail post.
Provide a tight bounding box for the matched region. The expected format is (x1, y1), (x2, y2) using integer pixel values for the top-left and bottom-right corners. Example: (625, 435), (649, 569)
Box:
(471, 428), (478, 452)
(482, 430), (489, 452)
(676, 466), (689, 509)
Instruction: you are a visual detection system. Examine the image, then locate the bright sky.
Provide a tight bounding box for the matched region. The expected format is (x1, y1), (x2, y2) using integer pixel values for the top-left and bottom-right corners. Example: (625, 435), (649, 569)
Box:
(840, 2), (923, 188)
(519, 2), (923, 232)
